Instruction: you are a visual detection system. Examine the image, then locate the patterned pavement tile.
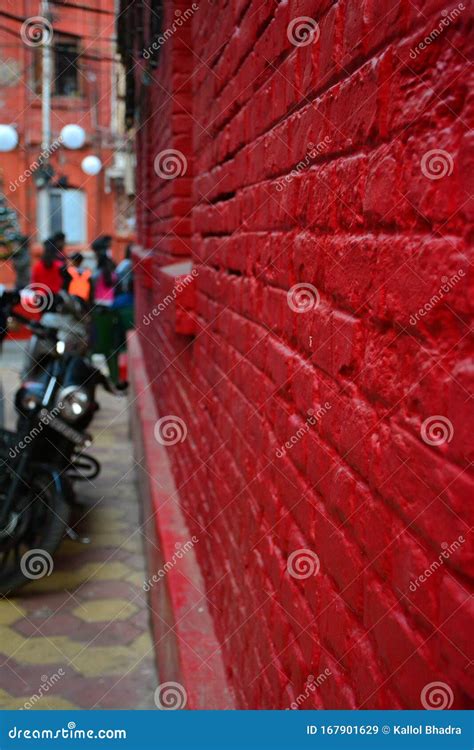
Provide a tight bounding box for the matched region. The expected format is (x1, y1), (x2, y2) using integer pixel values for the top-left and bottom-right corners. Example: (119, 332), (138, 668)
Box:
(0, 342), (157, 709)
(72, 599), (139, 623)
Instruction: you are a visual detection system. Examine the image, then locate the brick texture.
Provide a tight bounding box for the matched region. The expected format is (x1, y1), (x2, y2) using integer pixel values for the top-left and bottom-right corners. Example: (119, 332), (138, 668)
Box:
(132, 0), (474, 709)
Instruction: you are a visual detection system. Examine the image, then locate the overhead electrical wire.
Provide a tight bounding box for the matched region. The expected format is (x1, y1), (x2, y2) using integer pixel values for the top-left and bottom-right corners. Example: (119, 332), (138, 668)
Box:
(48, 0), (115, 15)
(0, 10), (117, 43)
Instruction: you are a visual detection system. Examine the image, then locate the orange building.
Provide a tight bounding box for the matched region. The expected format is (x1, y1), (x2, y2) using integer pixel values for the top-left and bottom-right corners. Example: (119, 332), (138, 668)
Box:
(0, 0), (134, 284)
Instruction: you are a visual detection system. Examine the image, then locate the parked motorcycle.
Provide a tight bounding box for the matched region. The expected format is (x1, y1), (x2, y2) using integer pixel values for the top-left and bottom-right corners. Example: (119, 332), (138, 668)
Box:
(0, 288), (121, 594)
(19, 290), (99, 431)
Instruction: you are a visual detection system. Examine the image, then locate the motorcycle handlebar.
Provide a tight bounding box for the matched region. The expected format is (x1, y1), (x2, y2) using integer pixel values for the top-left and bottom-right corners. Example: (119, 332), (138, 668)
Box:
(0, 289), (59, 343)
(11, 311), (58, 340)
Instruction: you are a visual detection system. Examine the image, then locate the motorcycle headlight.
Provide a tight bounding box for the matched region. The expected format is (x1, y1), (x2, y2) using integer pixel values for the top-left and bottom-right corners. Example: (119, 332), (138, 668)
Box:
(57, 386), (91, 423)
(16, 383), (45, 413)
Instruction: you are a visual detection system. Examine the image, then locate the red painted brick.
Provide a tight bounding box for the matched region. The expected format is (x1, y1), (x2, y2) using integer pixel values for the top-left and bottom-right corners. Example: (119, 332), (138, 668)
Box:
(127, 0), (474, 710)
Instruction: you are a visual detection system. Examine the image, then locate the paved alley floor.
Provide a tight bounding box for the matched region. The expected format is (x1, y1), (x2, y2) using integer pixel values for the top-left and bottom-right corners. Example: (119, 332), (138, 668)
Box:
(0, 340), (157, 709)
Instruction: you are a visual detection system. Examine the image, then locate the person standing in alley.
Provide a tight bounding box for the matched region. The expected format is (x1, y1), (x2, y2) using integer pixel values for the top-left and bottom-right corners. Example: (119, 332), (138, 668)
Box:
(66, 252), (92, 303)
(113, 244), (134, 369)
(116, 244), (133, 296)
(90, 237), (120, 383)
(52, 231), (67, 260)
(91, 236), (117, 305)
(31, 239), (65, 297)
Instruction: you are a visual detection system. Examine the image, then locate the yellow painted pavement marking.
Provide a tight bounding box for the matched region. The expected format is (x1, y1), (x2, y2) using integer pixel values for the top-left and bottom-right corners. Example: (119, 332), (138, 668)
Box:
(22, 561), (131, 594)
(73, 598), (138, 623)
(0, 601), (27, 625)
(0, 688), (77, 710)
(0, 626), (151, 677)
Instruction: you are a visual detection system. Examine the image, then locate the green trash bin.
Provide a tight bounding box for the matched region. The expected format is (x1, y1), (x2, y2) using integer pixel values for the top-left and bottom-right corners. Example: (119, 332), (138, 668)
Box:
(91, 306), (121, 384)
(117, 304), (134, 352)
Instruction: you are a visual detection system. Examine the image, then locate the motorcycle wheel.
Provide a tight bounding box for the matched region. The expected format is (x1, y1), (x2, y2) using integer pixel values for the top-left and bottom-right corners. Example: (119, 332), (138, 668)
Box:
(0, 473), (70, 595)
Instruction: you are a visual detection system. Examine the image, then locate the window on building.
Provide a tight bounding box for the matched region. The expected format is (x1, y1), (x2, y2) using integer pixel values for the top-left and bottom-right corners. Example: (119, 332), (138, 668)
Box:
(54, 37), (80, 96)
(33, 35), (81, 96)
(37, 188), (87, 244)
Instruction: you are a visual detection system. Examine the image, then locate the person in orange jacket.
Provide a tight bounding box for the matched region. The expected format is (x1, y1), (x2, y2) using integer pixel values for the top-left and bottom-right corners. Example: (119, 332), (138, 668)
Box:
(66, 252), (92, 302)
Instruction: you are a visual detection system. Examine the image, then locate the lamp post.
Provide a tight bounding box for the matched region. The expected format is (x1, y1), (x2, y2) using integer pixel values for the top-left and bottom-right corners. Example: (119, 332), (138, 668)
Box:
(40, 0), (53, 238)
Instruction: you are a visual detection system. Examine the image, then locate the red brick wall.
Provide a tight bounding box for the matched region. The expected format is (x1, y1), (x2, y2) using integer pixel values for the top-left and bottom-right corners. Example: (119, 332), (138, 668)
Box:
(134, 0), (473, 709)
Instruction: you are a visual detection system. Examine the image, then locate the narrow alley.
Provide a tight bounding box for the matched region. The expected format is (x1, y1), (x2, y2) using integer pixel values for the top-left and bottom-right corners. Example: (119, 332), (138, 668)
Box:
(0, 341), (156, 709)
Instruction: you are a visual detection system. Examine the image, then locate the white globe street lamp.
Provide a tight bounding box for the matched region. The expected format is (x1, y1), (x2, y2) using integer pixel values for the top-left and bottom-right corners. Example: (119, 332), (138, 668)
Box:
(0, 125), (18, 152)
(60, 124), (86, 150)
(81, 155), (102, 176)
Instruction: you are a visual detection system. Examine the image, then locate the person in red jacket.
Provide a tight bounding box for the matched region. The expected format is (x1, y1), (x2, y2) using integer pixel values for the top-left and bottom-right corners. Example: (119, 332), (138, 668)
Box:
(31, 240), (65, 295)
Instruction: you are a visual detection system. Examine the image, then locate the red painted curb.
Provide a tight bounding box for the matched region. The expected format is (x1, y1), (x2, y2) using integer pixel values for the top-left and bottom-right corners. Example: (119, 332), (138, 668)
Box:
(128, 330), (235, 710)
